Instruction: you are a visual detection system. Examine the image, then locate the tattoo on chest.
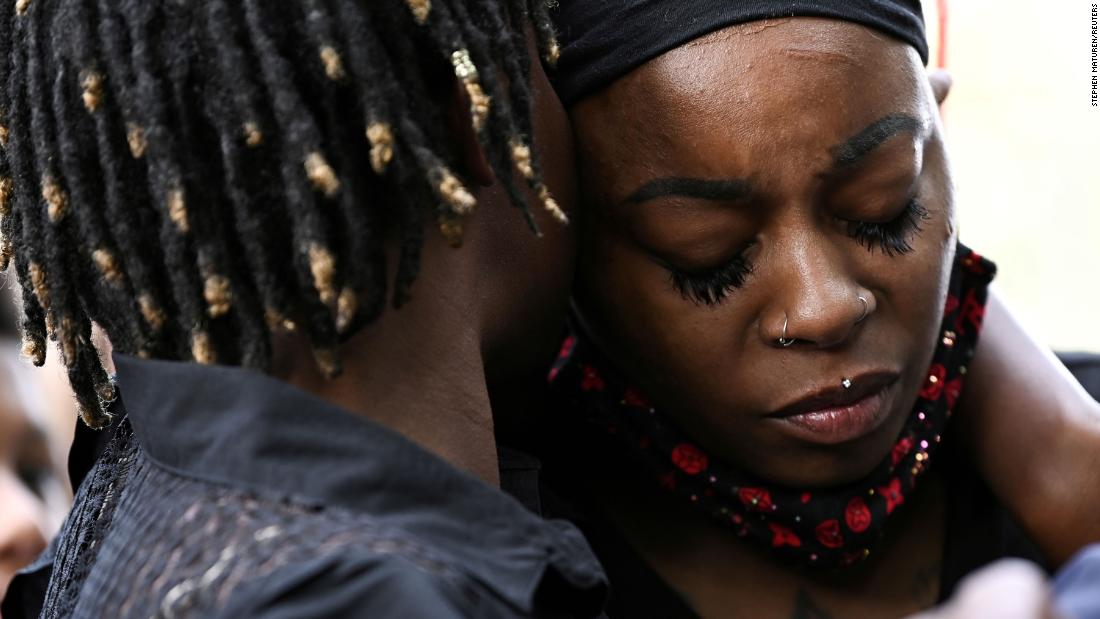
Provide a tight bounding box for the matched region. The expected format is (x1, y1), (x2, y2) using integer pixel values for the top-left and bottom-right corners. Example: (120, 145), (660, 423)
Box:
(790, 589), (834, 619)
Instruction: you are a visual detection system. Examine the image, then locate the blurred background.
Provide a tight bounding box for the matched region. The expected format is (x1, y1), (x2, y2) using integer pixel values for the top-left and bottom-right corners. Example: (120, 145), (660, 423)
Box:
(0, 282), (73, 605)
(925, 0), (1100, 352)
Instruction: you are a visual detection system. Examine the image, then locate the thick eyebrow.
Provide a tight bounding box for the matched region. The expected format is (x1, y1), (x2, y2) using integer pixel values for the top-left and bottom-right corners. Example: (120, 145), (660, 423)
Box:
(621, 114), (922, 205)
(622, 177), (751, 206)
(830, 113), (925, 169)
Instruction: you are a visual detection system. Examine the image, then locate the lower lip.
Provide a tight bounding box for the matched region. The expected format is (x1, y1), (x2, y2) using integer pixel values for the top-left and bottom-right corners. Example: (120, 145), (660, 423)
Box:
(769, 388), (892, 445)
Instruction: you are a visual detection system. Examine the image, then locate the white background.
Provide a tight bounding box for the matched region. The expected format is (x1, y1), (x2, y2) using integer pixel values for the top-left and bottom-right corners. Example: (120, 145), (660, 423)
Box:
(926, 0), (1100, 352)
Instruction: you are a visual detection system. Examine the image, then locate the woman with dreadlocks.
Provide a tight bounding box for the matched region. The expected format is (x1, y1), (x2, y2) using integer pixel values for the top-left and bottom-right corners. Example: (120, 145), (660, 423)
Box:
(521, 1), (1100, 618)
(0, 0), (608, 617)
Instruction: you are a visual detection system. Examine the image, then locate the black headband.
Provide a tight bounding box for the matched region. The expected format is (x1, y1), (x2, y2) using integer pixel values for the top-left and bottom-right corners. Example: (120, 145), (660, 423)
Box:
(551, 0), (928, 106)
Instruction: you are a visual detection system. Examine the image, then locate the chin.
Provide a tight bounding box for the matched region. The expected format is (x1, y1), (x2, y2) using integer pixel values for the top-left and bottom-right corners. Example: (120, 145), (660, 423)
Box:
(723, 417), (908, 489)
(742, 455), (882, 490)
(758, 376), (917, 487)
(791, 438), (898, 488)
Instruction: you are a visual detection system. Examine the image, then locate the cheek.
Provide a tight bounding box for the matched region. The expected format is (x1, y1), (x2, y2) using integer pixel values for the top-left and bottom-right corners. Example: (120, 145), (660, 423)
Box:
(911, 134), (957, 247)
(870, 148), (956, 330)
(578, 228), (751, 401)
(872, 205), (957, 380)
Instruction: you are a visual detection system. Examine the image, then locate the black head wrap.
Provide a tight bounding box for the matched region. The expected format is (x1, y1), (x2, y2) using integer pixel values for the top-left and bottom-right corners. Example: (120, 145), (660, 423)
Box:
(552, 0), (928, 106)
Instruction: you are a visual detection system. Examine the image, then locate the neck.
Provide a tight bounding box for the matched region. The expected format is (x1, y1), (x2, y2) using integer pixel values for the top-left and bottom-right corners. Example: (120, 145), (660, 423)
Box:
(585, 455), (945, 618)
(270, 259), (500, 487)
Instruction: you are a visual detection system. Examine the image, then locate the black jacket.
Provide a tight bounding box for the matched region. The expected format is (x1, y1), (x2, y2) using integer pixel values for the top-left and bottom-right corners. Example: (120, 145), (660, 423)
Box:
(3, 355), (608, 618)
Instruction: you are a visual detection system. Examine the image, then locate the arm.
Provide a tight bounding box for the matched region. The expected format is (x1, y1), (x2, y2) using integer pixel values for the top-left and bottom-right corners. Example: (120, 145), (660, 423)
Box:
(957, 289), (1100, 567)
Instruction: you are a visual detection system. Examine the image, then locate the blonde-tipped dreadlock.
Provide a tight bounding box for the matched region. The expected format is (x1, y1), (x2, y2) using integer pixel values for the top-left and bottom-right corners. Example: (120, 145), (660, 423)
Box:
(366, 122), (394, 174)
(0, 176), (13, 213)
(451, 49), (491, 132)
(79, 70), (103, 113)
(0, 0), (565, 425)
(41, 173), (68, 222)
(126, 122), (147, 158)
(407, 0), (432, 25)
(243, 121), (264, 148)
(318, 46), (346, 82)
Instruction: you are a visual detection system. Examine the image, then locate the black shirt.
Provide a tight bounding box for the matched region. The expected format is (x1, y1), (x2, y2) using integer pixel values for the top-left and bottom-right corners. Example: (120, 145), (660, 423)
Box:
(3, 355), (608, 618)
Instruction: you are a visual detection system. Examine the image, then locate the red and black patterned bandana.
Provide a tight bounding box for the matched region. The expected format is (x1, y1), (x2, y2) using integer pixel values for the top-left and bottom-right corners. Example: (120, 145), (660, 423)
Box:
(548, 243), (996, 569)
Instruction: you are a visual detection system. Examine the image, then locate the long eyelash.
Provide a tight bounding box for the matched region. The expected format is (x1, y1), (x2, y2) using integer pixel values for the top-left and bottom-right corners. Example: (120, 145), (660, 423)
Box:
(846, 199), (929, 256)
(668, 200), (925, 306)
(669, 252), (754, 306)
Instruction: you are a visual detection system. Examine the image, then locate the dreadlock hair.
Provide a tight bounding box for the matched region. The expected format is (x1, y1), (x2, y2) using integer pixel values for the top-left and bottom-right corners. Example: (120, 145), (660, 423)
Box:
(0, 0), (564, 428)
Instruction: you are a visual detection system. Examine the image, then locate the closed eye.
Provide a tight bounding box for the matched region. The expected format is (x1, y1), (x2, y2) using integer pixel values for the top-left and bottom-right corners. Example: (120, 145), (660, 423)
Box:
(667, 247), (755, 306)
(842, 199), (929, 255)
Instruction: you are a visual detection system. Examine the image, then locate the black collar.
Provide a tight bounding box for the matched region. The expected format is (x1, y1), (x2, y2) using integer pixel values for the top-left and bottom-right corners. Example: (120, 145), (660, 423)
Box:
(112, 354), (607, 614)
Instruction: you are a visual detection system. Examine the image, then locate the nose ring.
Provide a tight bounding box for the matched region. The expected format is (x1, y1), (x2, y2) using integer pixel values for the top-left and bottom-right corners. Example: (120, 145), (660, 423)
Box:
(777, 317), (796, 347)
(856, 295), (869, 324)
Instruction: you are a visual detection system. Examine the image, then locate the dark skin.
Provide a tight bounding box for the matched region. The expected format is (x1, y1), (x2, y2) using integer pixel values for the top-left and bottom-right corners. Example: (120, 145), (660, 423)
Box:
(262, 30), (576, 487)
(567, 16), (1098, 618)
(582, 442), (947, 618)
(959, 293), (1100, 566)
(572, 17), (952, 490)
(92, 30), (577, 487)
(918, 73), (1099, 570)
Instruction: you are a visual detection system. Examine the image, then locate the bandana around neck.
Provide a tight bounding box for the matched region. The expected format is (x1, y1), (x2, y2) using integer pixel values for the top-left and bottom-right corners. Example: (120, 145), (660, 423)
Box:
(548, 243), (996, 569)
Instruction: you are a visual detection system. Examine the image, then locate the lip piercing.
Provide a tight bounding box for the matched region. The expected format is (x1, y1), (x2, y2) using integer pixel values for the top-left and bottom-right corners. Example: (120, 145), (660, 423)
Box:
(842, 377), (853, 390)
(856, 295), (870, 324)
(777, 317), (796, 347)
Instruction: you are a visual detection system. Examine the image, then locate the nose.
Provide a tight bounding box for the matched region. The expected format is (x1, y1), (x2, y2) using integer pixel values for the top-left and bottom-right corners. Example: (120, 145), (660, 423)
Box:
(0, 468), (49, 598)
(761, 236), (873, 349)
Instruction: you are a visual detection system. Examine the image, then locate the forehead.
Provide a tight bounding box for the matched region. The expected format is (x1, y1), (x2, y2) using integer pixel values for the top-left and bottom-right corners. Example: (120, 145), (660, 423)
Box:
(571, 18), (929, 198)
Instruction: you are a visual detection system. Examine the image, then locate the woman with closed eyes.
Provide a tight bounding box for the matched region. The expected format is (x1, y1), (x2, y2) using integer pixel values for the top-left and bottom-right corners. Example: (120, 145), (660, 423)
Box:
(527, 2), (1100, 617)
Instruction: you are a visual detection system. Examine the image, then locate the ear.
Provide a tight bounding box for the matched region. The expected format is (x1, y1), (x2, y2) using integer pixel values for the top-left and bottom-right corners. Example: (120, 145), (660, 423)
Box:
(449, 78), (495, 187)
(928, 69), (953, 106)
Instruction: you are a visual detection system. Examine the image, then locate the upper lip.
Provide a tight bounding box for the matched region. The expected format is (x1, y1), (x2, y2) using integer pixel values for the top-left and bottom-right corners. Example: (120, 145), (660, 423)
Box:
(766, 371), (900, 419)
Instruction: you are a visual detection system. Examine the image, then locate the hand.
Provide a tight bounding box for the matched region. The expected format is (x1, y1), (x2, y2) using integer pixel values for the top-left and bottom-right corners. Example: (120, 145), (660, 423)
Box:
(904, 560), (1062, 619)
